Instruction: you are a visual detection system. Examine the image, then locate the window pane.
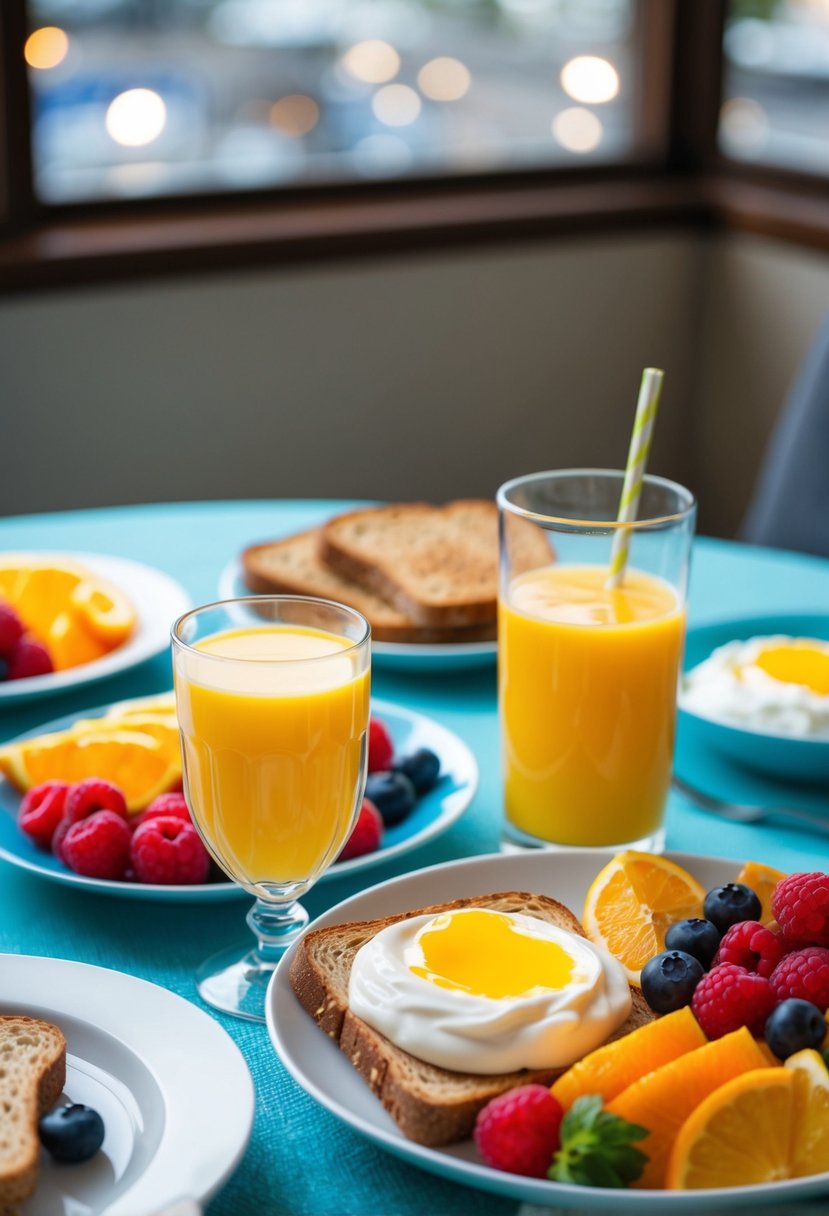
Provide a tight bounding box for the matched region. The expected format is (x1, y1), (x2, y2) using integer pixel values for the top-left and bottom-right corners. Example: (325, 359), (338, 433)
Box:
(27, 0), (646, 204)
(720, 0), (829, 176)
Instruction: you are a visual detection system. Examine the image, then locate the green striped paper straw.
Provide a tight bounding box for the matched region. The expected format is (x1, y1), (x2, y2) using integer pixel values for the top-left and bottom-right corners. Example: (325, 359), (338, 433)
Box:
(607, 367), (664, 587)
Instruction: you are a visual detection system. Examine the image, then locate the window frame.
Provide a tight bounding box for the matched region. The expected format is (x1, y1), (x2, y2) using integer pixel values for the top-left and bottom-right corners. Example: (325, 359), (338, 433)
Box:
(1, 0), (828, 296)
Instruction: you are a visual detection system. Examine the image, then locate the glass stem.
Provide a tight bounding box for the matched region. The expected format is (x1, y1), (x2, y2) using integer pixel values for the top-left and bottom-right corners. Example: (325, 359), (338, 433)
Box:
(246, 898), (309, 968)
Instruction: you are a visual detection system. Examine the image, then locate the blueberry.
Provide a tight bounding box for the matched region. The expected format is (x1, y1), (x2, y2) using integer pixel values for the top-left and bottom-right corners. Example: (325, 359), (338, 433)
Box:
(702, 883), (762, 934)
(641, 950), (705, 1014)
(664, 918), (722, 969)
(38, 1103), (105, 1163)
(765, 998), (827, 1061)
(0, 656), (7, 681)
(393, 748), (441, 795)
(364, 771), (417, 827)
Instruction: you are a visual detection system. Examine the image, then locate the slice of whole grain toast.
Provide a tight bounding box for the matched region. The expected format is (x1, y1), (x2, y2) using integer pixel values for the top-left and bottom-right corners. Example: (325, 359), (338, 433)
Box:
(0, 1016), (67, 1212)
(241, 528), (497, 644)
(288, 890), (653, 1147)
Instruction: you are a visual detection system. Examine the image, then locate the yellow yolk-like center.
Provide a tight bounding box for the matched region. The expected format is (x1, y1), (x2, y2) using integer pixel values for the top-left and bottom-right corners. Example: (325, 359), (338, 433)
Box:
(409, 910), (577, 999)
(752, 644), (829, 696)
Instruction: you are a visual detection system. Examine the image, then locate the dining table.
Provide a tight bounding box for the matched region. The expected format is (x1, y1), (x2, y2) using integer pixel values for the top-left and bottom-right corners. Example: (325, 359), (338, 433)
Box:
(1, 497), (828, 1216)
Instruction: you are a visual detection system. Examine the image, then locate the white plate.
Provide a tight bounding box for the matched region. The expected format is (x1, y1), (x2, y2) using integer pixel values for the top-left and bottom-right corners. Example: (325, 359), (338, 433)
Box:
(218, 558), (497, 673)
(267, 850), (829, 1211)
(2, 953), (253, 1215)
(0, 697), (477, 901)
(0, 553), (192, 704)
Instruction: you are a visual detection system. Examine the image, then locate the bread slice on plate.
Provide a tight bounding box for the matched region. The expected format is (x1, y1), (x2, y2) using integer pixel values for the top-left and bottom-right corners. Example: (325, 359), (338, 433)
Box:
(0, 1016), (67, 1212)
(289, 891), (653, 1148)
(319, 500), (504, 627)
(241, 528), (496, 644)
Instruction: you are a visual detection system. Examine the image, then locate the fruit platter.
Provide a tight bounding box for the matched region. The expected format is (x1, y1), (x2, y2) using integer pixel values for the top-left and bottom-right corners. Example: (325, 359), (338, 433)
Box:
(0, 552), (191, 703)
(0, 693), (478, 901)
(269, 847), (829, 1209)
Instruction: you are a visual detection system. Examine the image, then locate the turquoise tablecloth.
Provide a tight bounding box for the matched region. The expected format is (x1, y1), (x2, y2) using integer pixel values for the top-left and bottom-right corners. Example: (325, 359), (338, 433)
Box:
(1, 500), (828, 1216)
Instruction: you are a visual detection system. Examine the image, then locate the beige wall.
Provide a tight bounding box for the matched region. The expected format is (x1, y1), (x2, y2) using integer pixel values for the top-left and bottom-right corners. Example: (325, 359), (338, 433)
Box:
(1, 232), (699, 517)
(1, 227), (827, 534)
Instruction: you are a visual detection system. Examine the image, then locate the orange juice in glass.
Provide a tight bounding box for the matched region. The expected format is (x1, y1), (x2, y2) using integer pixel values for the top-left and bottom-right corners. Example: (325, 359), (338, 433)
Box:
(172, 596), (370, 1021)
(498, 470), (695, 851)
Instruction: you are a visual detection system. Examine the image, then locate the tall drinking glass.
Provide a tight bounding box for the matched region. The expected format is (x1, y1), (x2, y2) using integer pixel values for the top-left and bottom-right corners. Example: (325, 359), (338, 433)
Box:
(171, 595), (370, 1021)
(498, 469), (695, 853)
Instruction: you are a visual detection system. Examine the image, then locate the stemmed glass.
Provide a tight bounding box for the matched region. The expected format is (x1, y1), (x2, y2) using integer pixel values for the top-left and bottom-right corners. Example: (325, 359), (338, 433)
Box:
(171, 595), (370, 1022)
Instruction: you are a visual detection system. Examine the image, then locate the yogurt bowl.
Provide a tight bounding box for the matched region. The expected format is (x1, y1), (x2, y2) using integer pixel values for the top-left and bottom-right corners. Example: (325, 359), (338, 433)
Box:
(677, 613), (829, 785)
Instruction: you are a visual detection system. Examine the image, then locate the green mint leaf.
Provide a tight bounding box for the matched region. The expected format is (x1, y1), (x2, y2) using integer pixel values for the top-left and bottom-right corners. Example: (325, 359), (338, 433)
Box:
(548, 1094), (650, 1189)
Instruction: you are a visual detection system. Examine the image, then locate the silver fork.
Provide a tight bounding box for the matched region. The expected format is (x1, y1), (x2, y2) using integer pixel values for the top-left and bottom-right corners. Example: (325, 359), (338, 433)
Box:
(672, 775), (829, 834)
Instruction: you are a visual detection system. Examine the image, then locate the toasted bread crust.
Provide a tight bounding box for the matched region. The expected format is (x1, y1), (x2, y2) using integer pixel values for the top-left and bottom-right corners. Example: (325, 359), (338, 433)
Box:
(0, 1016), (67, 1208)
(289, 891), (653, 1147)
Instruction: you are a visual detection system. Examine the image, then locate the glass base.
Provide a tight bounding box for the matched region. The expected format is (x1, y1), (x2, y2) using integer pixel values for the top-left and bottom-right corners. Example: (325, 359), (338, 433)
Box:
(501, 822), (666, 855)
(196, 942), (277, 1022)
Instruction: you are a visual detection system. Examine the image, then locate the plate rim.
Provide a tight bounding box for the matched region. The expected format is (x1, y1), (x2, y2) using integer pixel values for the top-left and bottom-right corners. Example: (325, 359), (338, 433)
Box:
(2, 950), (254, 1215)
(217, 557), (498, 660)
(0, 551), (192, 703)
(266, 848), (829, 1211)
(680, 611), (829, 747)
(0, 695), (478, 900)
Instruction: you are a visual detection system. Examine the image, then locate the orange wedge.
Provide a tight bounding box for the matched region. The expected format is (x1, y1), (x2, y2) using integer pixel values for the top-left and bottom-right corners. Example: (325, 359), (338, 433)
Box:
(46, 610), (108, 670)
(735, 860), (787, 925)
(665, 1052), (829, 1190)
(606, 1026), (772, 1188)
(666, 1068), (793, 1189)
(70, 713), (181, 765)
(551, 1006), (707, 1111)
(69, 577), (135, 646)
(582, 851), (706, 984)
(0, 729), (180, 812)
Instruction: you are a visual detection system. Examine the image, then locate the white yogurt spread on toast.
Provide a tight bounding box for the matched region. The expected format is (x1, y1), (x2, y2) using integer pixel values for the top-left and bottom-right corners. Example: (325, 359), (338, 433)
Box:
(347, 907), (631, 1074)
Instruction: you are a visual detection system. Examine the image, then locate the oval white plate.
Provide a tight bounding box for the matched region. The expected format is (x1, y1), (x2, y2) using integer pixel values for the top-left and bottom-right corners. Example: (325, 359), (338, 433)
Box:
(267, 849), (829, 1211)
(218, 558), (497, 673)
(0, 697), (477, 901)
(0, 552), (191, 704)
(1, 953), (253, 1215)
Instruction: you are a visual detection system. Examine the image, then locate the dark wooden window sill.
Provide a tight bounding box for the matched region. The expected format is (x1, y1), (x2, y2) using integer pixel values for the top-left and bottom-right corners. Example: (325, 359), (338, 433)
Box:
(0, 166), (827, 296)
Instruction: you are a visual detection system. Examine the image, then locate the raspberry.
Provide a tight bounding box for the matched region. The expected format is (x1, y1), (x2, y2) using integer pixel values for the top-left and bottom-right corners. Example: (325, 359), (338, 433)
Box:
(772, 872), (829, 947)
(62, 810), (132, 880)
(474, 1084), (563, 1177)
(368, 717), (394, 773)
(691, 962), (777, 1039)
(769, 946), (829, 1009)
(52, 816), (73, 863)
(714, 920), (785, 978)
(64, 779), (128, 824)
(337, 799), (383, 861)
(0, 602), (24, 657)
(130, 815), (211, 885)
(131, 792), (190, 830)
(17, 781), (69, 850)
(6, 636), (53, 681)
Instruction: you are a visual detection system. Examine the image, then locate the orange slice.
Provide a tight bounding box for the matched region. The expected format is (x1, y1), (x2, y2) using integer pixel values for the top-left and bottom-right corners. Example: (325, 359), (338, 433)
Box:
(606, 1026), (772, 1188)
(0, 729), (180, 812)
(551, 1006), (707, 1111)
(70, 714), (181, 765)
(582, 851), (706, 984)
(735, 860), (787, 925)
(785, 1049), (829, 1177)
(70, 577), (135, 646)
(666, 1068), (793, 1189)
(46, 610), (108, 671)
